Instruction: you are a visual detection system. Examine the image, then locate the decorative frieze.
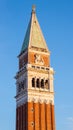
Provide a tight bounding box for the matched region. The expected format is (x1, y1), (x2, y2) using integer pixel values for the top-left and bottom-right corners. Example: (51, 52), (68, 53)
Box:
(16, 92), (54, 107)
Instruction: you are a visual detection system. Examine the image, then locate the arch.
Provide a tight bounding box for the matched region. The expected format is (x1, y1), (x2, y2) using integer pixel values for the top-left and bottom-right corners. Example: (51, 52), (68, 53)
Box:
(32, 78), (35, 87)
(45, 79), (49, 89)
(41, 79), (44, 88)
(36, 78), (40, 88)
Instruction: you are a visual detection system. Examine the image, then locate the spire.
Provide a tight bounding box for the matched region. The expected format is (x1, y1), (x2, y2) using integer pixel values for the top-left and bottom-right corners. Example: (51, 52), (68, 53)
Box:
(20, 6), (49, 54)
(32, 5), (36, 13)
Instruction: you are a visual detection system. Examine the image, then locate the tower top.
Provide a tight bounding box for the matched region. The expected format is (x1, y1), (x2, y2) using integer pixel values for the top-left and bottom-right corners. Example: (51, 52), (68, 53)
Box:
(20, 6), (49, 55)
(32, 5), (36, 13)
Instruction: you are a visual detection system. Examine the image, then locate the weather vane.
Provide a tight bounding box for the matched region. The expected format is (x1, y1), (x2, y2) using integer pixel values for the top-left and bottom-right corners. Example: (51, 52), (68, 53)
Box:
(32, 5), (36, 13)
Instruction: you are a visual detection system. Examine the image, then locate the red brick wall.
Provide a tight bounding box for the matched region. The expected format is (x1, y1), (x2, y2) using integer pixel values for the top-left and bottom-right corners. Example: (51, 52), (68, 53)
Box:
(40, 103), (46, 130)
(27, 102), (34, 130)
(28, 52), (50, 67)
(16, 108), (18, 130)
(51, 105), (56, 130)
(16, 102), (55, 130)
(45, 103), (51, 130)
(34, 103), (40, 130)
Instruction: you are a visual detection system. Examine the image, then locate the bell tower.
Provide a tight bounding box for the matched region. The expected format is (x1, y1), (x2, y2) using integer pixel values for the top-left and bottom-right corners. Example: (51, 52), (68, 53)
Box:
(15, 6), (56, 130)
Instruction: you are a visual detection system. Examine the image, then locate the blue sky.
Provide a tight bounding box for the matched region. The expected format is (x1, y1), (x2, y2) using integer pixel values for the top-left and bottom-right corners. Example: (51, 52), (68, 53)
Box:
(0, 0), (73, 130)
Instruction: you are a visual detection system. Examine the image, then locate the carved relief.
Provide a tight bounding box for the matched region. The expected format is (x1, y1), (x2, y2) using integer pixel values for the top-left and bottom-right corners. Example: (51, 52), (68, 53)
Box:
(34, 54), (44, 65)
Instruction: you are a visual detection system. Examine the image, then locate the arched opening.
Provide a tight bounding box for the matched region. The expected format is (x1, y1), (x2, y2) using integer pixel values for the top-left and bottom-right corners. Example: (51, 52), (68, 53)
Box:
(32, 78), (35, 87)
(36, 78), (40, 88)
(41, 79), (44, 88)
(45, 80), (49, 89)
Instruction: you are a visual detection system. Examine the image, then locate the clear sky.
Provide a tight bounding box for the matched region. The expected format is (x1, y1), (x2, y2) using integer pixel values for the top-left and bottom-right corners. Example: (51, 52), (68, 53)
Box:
(0, 0), (73, 130)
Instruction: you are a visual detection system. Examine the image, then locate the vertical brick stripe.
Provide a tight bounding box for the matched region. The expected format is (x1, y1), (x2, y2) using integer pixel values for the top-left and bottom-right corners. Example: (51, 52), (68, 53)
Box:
(21, 106), (23, 130)
(40, 103), (45, 130)
(34, 103), (39, 130)
(20, 106), (21, 130)
(23, 104), (25, 130)
(28, 102), (34, 130)
(32, 102), (35, 130)
(51, 105), (55, 130)
(50, 104), (53, 130)
(22, 105), (23, 130)
(45, 103), (47, 130)
(16, 108), (18, 130)
(18, 107), (19, 130)
(39, 103), (41, 130)
(25, 103), (28, 130)
(46, 104), (52, 130)
(18, 107), (20, 130)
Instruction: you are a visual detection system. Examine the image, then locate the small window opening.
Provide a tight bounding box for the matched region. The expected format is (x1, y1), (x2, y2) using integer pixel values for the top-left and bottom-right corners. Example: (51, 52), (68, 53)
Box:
(46, 68), (49, 70)
(41, 79), (44, 88)
(32, 66), (35, 68)
(31, 108), (34, 112)
(45, 80), (49, 89)
(41, 67), (45, 70)
(34, 21), (36, 24)
(31, 122), (34, 126)
(36, 78), (40, 88)
(36, 66), (40, 69)
(32, 78), (35, 87)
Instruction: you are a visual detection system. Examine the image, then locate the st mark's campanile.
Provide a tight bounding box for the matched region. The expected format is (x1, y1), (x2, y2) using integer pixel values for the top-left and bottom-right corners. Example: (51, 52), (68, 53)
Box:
(15, 5), (56, 130)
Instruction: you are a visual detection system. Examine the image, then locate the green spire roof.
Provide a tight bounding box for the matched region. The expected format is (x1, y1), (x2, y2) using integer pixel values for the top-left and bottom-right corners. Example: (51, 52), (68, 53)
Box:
(20, 6), (49, 54)
(21, 20), (31, 53)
